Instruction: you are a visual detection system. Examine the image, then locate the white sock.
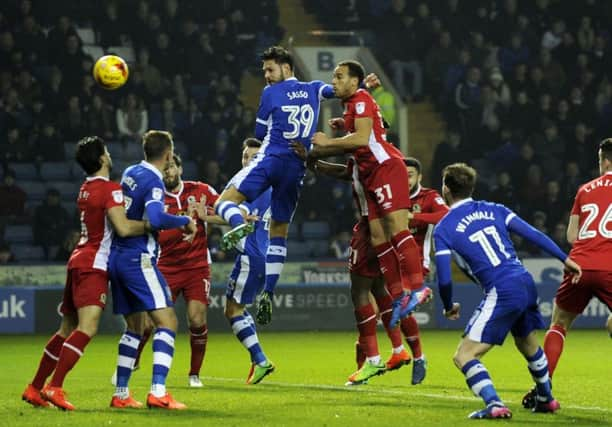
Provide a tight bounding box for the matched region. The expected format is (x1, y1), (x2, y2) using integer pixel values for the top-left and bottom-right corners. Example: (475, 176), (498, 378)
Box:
(150, 383), (166, 398)
(392, 345), (405, 354)
(366, 355), (381, 365)
(113, 387), (129, 399)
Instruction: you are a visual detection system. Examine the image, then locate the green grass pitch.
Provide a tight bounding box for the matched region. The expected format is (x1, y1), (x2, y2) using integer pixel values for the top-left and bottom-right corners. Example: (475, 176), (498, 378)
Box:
(2, 330), (610, 426)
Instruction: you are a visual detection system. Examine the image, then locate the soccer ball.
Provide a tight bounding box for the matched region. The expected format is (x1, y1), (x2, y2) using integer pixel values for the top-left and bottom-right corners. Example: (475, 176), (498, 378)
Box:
(93, 55), (129, 90)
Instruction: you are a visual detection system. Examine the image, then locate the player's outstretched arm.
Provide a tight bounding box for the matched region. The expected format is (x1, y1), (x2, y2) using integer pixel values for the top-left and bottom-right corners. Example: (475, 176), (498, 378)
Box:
(145, 200), (190, 230)
(311, 117), (372, 151)
(314, 161), (351, 181)
(508, 213), (582, 282)
(107, 206), (150, 237)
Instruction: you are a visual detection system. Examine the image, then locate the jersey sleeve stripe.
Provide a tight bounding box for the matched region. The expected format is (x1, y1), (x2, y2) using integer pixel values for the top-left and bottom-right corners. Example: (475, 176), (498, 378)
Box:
(145, 199), (163, 206)
(256, 118), (268, 125)
(505, 212), (516, 226)
(435, 249), (451, 256)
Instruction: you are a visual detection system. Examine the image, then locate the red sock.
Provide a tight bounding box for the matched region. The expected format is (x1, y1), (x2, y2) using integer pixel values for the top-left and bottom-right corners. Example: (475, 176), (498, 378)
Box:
(31, 333), (65, 389)
(189, 324), (208, 376)
(391, 230), (423, 291)
(355, 304), (379, 357)
(375, 294), (403, 348)
(355, 340), (365, 369)
(134, 326), (152, 368)
(543, 324), (566, 377)
(400, 315), (422, 358)
(374, 242), (404, 298)
(49, 330), (91, 388)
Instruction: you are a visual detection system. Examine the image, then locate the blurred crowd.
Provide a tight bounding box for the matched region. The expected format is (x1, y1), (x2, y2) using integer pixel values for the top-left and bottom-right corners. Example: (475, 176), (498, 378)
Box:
(308, 0), (612, 256)
(3, 0), (610, 263)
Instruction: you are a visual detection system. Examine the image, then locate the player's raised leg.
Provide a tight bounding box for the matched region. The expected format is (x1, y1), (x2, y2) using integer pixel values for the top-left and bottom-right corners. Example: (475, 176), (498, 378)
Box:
(215, 186), (253, 250)
(371, 279), (411, 371)
(453, 338), (511, 419)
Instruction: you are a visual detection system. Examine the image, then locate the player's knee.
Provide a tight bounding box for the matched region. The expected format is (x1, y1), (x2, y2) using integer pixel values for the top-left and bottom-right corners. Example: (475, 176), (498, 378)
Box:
(269, 220), (289, 238)
(224, 301), (243, 319)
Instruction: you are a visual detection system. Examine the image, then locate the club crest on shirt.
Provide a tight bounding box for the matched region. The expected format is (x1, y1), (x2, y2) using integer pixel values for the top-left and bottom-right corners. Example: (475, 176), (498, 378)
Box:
(412, 203), (421, 213)
(152, 187), (163, 201)
(435, 197), (445, 205)
(187, 195), (196, 204)
(100, 293), (107, 304)
(356, 102), (365, 114)
(112, 190), (124, 204)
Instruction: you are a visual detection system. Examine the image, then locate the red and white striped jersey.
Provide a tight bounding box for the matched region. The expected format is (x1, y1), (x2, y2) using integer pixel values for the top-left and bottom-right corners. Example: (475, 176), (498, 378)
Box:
(343, 89), (404, 179)
(68, 176), (124, 271)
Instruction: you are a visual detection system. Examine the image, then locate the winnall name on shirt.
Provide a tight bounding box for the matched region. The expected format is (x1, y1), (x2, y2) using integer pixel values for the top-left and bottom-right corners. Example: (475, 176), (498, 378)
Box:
(456, 211), (496, 233)
(584, 177), (612, 192)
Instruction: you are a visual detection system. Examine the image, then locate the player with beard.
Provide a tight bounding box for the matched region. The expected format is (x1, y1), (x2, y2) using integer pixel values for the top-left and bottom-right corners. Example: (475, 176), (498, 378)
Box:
(22, 136), (150, 410)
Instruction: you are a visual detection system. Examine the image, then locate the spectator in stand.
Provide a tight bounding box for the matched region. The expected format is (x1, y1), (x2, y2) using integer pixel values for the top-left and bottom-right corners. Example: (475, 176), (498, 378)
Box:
(133, 48), (164, 101)
(151, 32), (178, 78)
(116, 93), (148, 142)
(15, 15), (47, 67)
(538, 180), (565, 230)
(489, 68), (511, 108)
(498, 33), (530, 75)
(454, 66), (482, 139)
(517, 164), (546, 217)
(538, 48), (566, 97)
(33, 188), (71, 259)
(58, 96), (86, 142)
(15, 70), (41, 106)
(431, 129), (463, 189)
(85, 94), (115, 140)
(0, 242), (16, 264)
(54, 34), (89, 95)
(531, 121), (565, 180)
(507, 63), (528, 95)
(54, 229), (81, 262)
(371, 85), (397, 131)
(576, 16), (595, 52)
(526, 66), (550, 102)
(551, 222), (571, 254)
(444, 49), (471, 102)
(489, 171), (516, 208)
(486, 128), (519, 172)
(0, 169), (27, 219)
(1, 127), (31, 163)
(425, 31), (457, 98)
(565, 122), (594, 175)
(41, 67), (65, 114)
(560, 161), (583, 205)
(97, 2), (129, 48)
(200, 159), (228, 192)
(555, 99), (575, 140)
(187, 33), (220, 85)
(46, 15), (77, 61)
(378, 1), (422, 103)
(541, 19), (565, 50)
(32, 123), (64, 162)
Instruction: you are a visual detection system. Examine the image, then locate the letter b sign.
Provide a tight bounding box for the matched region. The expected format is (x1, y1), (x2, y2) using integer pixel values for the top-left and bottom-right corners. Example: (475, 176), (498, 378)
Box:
(317, 51), (334, 71)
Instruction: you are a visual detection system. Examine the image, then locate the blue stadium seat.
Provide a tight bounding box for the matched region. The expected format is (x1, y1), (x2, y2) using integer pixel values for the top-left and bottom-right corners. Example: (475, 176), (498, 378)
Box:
(40, 161), (72, 181)
(124, 142), (142, 161)
(11, 244), (46, 262)
(9, 163), (38, 180)
(181, 161), (198, 180)
(306, 239), (331, 258)
(52, 181), (81, 200)
(286, 240), (310, 261)
(288, 222), (301, 240)
(302, 221), (330, 239)
(20, 181), (47, 201)
(106, 142), (124, 160)
(64, 142), (76, 159)
(4, 225), (34, 244)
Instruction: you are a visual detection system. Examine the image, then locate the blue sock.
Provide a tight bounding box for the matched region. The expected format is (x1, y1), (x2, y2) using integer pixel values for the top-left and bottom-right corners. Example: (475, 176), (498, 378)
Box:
(115, 331), (141, 391)
(216, 201), (245, 228)
(152, 328), (175, 388)
(526, 347), (553, 402)
(461, 359), (502, 406)
(265, 237), (286, 294)
(230, 314), (267, 365)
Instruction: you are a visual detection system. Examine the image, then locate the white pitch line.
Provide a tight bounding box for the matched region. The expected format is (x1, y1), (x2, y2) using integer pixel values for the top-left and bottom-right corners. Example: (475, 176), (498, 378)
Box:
(202, 376), (611, 414)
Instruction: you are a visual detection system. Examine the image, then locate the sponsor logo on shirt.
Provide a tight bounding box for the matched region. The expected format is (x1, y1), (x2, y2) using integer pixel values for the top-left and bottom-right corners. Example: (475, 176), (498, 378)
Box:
(152, 187), (163, 201)
(356, 102), (365, 114)
(112, 190), (124, 204)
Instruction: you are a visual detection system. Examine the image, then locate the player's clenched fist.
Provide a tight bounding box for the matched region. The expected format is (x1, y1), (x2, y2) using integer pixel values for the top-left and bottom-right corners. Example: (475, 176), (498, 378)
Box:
(311, 131), (331, 147)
